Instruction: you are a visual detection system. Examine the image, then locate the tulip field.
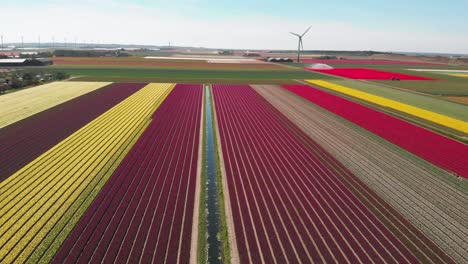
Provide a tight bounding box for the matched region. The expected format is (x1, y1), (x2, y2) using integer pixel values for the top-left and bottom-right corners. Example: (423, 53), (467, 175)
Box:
(0, 82), (111, 128)
(53, 84), (203, 263)
(310, 68), (436, 80)
(0, 76), (465, 263)
(282, 84), (468, 178)
(0, 82), (147, 182)
(306, 80), (468, 134)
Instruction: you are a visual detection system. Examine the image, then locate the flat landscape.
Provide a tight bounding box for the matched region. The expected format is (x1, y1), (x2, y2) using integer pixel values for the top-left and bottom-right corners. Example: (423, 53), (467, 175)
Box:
(0, 54), (467, 264)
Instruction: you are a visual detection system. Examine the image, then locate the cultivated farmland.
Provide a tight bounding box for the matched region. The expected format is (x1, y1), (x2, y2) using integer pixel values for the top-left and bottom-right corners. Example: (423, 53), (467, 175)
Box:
(306, 80), (468, 134)
(212, 84), (419, 263)
(0, 81), (110, 128)
(0, 82), (146, 182)
(53, 84), (203, 263)
(282, 84), (468, 178)
(310, 68), (436, 80)
(254, 84), (466, 262)
(301, 59), (441, 65)
(0, 83), (173, 263)
(0, 52), (466, 264)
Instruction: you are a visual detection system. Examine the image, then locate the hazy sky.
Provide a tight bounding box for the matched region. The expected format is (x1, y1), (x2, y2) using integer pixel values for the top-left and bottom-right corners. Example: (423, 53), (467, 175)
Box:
(2, 0), (468, 53)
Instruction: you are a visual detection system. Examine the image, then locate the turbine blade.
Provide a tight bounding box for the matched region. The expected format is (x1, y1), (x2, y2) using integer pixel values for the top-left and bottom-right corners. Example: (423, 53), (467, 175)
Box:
(290, 32), (301, 37)
(301, 26), (311, 37)
(300, 39), (304, 50)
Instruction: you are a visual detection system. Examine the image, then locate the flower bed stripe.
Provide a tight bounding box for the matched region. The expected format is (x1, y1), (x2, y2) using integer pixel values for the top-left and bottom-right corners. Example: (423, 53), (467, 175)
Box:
(213, 84), (418, 263)
(52, 84), (203, 263)
(302, 59), (442, 65)
(306, 80), (468, 134)
(0, 82), (146, 182)
(0, 81), (111, 128)
(0, 83), (174, 263)
(282, 84), (468, 178)
(449, 74), (468, 78)
(309, 68), (436, 80)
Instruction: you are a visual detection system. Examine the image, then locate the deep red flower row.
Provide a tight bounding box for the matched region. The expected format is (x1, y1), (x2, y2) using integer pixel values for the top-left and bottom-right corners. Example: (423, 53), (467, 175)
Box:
(310, 68), (435, 80)
(213, 84), (417, 263)
(53, 84), (203, 263)
(0, 83), (146, 182)
(282, 84), (468, 178)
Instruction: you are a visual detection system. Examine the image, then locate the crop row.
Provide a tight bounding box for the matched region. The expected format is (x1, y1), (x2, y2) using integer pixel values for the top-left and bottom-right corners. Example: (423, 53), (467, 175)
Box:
(0, 83), (174, 263)
(307, 80), (468, 134)
(310, 68), (435, 80)
(0, 82), (147, 182)
(283, 84), (468, 178)
(0, 81), (111, 128)
(254, 84), (460, 263)
(212, 84), (417, 263)
(53, 84), (203, 263)
(301, 59), (441, 65)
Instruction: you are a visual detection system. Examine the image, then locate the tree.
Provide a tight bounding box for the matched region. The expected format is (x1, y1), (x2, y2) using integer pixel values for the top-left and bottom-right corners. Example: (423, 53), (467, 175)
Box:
(22, 72), (34, 86)
(10, 76), (23, 89)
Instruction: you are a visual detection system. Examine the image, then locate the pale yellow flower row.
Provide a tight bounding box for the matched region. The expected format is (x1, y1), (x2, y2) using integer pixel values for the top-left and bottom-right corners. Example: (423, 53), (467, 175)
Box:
(306, 80), (468, 134)
(0, 81), (111, 128)
(449, 74), (468, 78)
(0, 83), (175, 263)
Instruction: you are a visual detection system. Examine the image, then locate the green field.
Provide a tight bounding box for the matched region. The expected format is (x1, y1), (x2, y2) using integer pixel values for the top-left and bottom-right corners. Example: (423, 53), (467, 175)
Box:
(58, 67), (337, 83)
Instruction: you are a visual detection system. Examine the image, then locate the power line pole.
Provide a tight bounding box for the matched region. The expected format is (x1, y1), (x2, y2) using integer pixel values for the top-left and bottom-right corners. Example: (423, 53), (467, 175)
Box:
(38, 35), (41, 49)
(21, 35), (24, 49)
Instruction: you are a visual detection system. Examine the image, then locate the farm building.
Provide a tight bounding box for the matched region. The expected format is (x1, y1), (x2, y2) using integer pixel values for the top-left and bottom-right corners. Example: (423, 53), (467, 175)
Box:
(0, 58), (53, 67)
(266, 57), (293, 62)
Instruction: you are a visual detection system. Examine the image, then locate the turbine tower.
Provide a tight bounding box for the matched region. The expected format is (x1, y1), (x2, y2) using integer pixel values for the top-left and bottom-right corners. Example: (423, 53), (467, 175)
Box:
(290, 26), (311, 62)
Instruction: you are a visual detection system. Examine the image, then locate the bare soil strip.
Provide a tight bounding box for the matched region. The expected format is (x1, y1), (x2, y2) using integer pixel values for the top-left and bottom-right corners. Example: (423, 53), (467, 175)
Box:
(189, 86), (205, 264)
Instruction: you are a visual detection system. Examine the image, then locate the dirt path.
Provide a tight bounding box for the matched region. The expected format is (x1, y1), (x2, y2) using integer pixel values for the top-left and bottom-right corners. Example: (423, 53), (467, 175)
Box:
(189, 85), (205, 264)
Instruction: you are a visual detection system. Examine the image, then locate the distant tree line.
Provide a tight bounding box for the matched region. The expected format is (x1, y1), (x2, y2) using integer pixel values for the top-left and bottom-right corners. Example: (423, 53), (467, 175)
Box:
(53, 49), (130, 57)
(0, 70), (70, 94)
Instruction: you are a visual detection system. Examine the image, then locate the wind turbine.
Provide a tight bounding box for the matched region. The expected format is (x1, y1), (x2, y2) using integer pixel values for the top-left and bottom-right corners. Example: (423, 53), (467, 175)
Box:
(290, 26), (311, 62)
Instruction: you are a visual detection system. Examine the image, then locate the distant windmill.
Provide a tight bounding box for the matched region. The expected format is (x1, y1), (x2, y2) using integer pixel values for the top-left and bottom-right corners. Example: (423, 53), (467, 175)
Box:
(290, 26), (311, 62)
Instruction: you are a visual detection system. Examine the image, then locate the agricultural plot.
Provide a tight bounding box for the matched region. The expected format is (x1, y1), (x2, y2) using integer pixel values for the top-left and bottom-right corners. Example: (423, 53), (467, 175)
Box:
(54, 84), (203, 263)
(283, 84), (468, 178)
(0, 82), (146, 182)
(0, 81), (111, 128)
(301, 59), (441, 65)
(370, 68), (468, 96)
(306, 80), (468, 134)
(53, 57), (283, 70)
(60, 67), (334, 84)
(254, 84), (465, 262)
(318, 79), (468, 122)
(310, 68), (436, 80)
(450, 74), (468, 78)
(213, 84), (418, 263)
(0, 83), (174, 263)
